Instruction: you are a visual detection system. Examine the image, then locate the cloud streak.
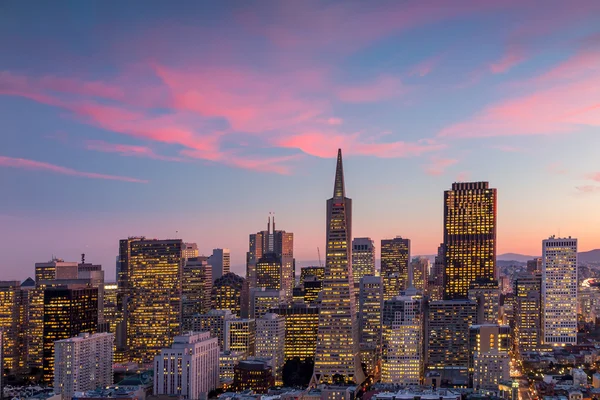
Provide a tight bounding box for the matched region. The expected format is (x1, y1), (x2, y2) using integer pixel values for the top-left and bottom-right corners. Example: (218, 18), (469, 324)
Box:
(0, 155), (148, 183)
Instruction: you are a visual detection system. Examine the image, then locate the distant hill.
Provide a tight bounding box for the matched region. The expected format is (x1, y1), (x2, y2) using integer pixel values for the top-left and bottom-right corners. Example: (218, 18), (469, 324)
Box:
(498, 253), (537, 263)
(579, 249), (600, 264)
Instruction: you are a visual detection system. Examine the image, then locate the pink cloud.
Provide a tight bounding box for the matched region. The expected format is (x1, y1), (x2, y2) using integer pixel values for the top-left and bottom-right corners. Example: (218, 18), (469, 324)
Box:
(456, 171), (471, 181)
(410, 54), (442, 77)
(489, 45), (526, 74)
(85, 140), (185, 162)
(326, 117), (343, 125)
(0, 155), (147, 183)
(547, 162), (568, 175)
(587, 172), (600, 182)
(424, 157), (458, 176)
(576, 185), (600, 194)
(337, 76), (404, 103)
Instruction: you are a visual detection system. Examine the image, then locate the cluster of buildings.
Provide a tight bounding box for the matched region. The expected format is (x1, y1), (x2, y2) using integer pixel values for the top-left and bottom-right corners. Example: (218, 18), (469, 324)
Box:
(0, 149), (586, 400)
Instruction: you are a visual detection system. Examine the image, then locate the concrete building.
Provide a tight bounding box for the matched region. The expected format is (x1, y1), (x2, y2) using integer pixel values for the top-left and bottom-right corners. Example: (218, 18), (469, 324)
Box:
(220, 351), (245, 381)
(468, 278), (500, 324)
(54, 332), (114, 398)
(233, 360), (274, 394)
(225, 319), (256, 356)
(473, 350), (510, 390)
(381, 237), (411, 301)
(153, 332), (219, 399)
(358, 275), (382, 376)
(352, 238), (376, 288)
(209, 248), (231, 282)
(255, 313), (285, 382)
(249, 288), (284, 319)
(542, 236), (578, 345)
(190, 309), (235, 350)
(182, 243), (199, 260)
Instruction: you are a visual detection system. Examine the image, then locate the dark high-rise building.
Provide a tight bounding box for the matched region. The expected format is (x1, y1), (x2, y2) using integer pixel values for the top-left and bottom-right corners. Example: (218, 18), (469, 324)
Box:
(514, 273), (542, 354)
(358, 276), (382, 377)
(208, 248), (231, 283)
(381, 237), (411, 301)
(0, 281), (24, 373)
(247, 216), (294, 300)
(233, 360), (274, 394)
(443, 182), (497, 300)
(300, 266), (325, 283)
(269, 303), (320, 361)
(124, 239), (183, 365)
(182, 257), (213, 330)
(312, 149), (364, 385)
(211, 273), (247, 317)
(255, 252), (283, 291)
(427, 244), (445, 301)
(43, 286), (98, 383)
(527, 258), (542, 274)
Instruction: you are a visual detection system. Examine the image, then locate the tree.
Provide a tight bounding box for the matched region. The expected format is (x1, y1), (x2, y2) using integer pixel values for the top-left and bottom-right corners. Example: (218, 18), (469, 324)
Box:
(282, 357), (314, 387)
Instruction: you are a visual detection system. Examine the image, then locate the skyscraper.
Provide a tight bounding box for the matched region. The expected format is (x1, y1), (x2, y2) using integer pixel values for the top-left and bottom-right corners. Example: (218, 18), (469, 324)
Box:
(352, 238), (376, 284)
(211, 273), (247, 317)
(182, 256), (213, 330)
(427, 244), (445, 301)
(225, 319), (256, 356)
(190, 309), (235, 350)
(43, 285), (99, 383)
(312, 149), (364, 385)
(381, 291), (424, 385)
(255, 252), (283, 290)
(249, 288), (284, 319)
(409, 257), (429, 292)
(124, 239), (183, 365)
(54, 332), (114, 398)
(0, 281), (23, 373)
(542, 236), (578, 345)
(514, 273), (542, 354)
(468, 278), (500, 325)
(255, 313), (285, 383)
(443, 182), (497, 300)
(182, 242), (199, 259)
(270, 303), (320, 361)
(209, 248), (231, 282)
(153, 332), (219, 399)
(300, 266), (325, 283)
(247, 217), (294, 300)
(358, 276), (382, 376)
(381, 237), (410, 301)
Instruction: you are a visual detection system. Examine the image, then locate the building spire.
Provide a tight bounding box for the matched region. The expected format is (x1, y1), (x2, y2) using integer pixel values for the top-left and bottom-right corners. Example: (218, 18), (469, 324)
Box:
(333, 148), (345, 199)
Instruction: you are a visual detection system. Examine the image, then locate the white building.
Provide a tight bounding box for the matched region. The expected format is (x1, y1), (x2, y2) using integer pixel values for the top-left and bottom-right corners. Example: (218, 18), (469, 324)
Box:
(542, 236), (578, 345)
(54, 332), (114, 398)
(219, 351), (246, 381)
(225, 319), (255, 356)
(190, 309), (235, 350)
(381, 291), (423, 385)
(208, 248), (231, 282)
(250, 288), (284, 319)
(255, 313), (285, 382)
(183, 243), (199, 259)
(153, 332), (219, 400)
(473, 350), (509, 390)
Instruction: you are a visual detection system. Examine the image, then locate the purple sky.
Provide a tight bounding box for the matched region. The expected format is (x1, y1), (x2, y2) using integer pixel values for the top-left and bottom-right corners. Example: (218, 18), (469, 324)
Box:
(1, 1), (600, 280)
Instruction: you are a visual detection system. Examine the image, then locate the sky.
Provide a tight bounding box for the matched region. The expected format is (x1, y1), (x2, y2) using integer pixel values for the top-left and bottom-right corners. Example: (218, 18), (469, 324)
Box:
(1, 1), (600, 281)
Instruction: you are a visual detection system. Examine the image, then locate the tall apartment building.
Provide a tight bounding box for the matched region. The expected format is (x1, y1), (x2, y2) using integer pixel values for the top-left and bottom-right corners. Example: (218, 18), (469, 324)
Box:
(190, 309), (235, 350)
(381, 291), (424, 385)
(247, 216), (294, 300)
(542, 236), (578, 345)
(256, 313), (285, 383)
(43, 285), (98, 383)
(270, 303), (320, 361)
(381, 237), (411, 301)
(154, 332), (219, 399)
(443, 182), (497, 299)
(352, 238), (376, 285)
(249, 288), (284, 319)
(211, 273), (247, 317)
(468, 278), (500, 324)
(410, 257), (429, 292)
(225, 319), (256, 356)
(312, 149), (364, 385)
(209, 248), (231, 282)
(123, 238), (183, 365)
(427, 300), (477, 370)
(0, 281), (23, 373)
(182, 256), (213, 330)
(358, 275), (382, 375)
(54, 332), (114, 398)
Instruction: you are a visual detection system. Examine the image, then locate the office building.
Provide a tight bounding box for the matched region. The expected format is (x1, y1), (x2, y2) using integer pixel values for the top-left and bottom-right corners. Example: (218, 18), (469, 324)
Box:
(270, 303), (320, 361)
(220, 350), (245, 381)
(473, 350), (509, 390)
(358, 276), (382, 375)
(514, 273), (542, 354)
(312, 149), (364, 385)
(381, 291), (423, 385)
(190, 309), (235, 350)
(427, 300), (477, 369)
(468, 324), (510, 375)
(427, 244), (445, 301)
(182, 256), (213, 330)
(225, 319), (255, 356)
(579, 286), (600, 323)
(208, 248), (231, 282)
(20, 277), (41, 370)
(249, 288), (284, 319)
(182, 242), (199, 259)
(410, 257), (429, 293)
(527, 258), (542, 274)
(54, 332), (114, 398)
(153, 332), (219, 399)
(43, 286), (98, 383)
(247, 216), (294, 300)
(0, 281), (23, 373)
(443, 182), (497, 299)
(381, 237), (411, 301)
(302, 276), (323, 305)
(0, 331), (2, 396)
(211, 273), (247, 317)
(77, 257), (105, 326)
(352, 238), (376, 285)
(255, 252), (283, 290)
(35, 259), (79, 282)
(300, 266), (325, 283)
(233, 360), (274, 394)
(542, 236), (578, 345)
(468, 278), (500, 324)
(124, 238), (183, 365)
(256, 313), (285, 382)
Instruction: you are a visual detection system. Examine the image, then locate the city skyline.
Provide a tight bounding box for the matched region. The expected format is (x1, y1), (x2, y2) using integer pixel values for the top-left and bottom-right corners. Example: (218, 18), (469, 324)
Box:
(2, 2), (600, 279)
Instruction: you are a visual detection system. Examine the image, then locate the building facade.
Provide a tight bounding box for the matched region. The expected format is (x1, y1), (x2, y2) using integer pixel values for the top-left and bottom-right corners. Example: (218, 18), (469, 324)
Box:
(410, 257), (429, 292)
(249, 288), (284, 319)
(270, 304), (320, 361)
(381, 237), (411, 301)
(468, 278), (500, 325)
(153, 332), (219, 399)
(225, 319), (256, 356)
(0, 281), (23, 373)
(352, 238), (376, 286)
(211, 273), (247, 318)
(514, 273), (542, 354)
(542, 236), (578, 345)
(190, 309), (235, 350)
(443, 182), (497, 300)
(233, 360), (274, 394)
(312, 149), (364, 385)
(209, 248), (231, 282)
(256, 313), (285, 382)
(54, 332), (114, 398)
(182, 256), (213, 330)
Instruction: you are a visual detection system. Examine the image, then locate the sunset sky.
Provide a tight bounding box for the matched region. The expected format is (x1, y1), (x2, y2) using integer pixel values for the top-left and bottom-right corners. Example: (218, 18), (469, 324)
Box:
(1, 1), (600, 280)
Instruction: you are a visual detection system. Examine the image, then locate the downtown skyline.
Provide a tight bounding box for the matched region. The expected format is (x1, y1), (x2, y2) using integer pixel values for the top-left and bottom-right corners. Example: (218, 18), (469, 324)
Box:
(2, 1), (600, 279)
